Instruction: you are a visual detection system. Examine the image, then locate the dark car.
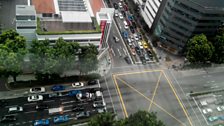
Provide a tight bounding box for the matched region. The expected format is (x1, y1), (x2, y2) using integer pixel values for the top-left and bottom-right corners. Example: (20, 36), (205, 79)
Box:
(51, 85), (65, 91)
(0, 115), (16, 123)
(0, 100), (8, 107)
(36, 104), (48, 110)
(130, 26), (135, 33)
(88, 80), (98, 85)
(124, 56), (131, 64)
(72, 106), (84, 112)
(76, 111), (90, 119)
(121, 10), (126, 17)
(135, 46), (141, 55)
(132, 21), (137, 28)
(140, 56), (146, 65)
(113, 3), (118, 9)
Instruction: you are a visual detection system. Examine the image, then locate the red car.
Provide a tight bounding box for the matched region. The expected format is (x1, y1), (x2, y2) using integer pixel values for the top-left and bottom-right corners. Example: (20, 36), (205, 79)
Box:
(123, 4), (128, 11)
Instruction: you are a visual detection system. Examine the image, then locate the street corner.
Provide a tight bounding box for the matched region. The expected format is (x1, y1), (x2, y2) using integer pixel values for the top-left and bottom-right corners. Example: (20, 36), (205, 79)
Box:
(112, 70), (193, 126)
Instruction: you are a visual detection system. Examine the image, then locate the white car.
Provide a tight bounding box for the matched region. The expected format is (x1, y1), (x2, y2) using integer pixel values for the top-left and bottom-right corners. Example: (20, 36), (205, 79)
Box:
(134, 34), (139, 41)
(28, 95), (43, 102)
(217, 106), (224, 111)
(29, 87), (45, 93)
(119, 13), (123, 19)
(8, 106), (23, 113)
(118, 2), (122, 8)
(138, 41), (144, 49)
(202, 108), (213, 114)
(72, 82), (84, 88)
(93, 101), (106, 108)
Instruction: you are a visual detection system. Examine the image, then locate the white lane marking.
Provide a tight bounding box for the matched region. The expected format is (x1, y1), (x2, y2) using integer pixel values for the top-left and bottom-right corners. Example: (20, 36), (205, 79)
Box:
(123, 48), (127, 56)
(63, 109), (72, 113)
(62, 101), (76, 104)
(170, 70), (203, 126)
(43, 100), (55, 102)
(117, 49), (121, 57)
(60, 98), (67, 101)
(22, 122), (26, 124)
(63, 105), (73, 108)
(111, 48), (116, 56)
(192, 97), (209, 125)
(24, 102), (36, 106)
(25, 110), (37, 114)
(15, 123), (20, 125)
(43, 100), (55, 103)
(104, 74), (116, 116)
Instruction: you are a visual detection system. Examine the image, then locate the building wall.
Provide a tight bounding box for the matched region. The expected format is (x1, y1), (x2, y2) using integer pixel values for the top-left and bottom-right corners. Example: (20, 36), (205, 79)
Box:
(154, 0), (224, 54)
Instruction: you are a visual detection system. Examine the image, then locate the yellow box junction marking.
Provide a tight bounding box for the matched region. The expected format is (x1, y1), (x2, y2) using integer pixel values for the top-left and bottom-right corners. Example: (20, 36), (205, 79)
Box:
(148, 72), (162, 112)
(116, 76), (186, 126)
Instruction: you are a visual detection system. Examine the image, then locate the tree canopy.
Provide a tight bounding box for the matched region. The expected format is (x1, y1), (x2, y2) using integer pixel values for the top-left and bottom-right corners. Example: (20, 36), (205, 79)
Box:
(211, 34), (224, 63)
(0, 30), (26, 82)
(88, 111), (165, 126)
(186, 34), (214, 63)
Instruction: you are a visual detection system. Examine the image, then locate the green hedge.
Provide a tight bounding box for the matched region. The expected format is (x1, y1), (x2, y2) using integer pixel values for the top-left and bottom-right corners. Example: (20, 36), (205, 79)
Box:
(36, 17), (101, 35)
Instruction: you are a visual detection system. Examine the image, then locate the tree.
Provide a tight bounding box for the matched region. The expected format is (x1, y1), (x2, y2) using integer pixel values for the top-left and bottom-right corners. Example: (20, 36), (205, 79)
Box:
(0, 30), (26, 52)
(186, 34), (214, 63)
(88, 111), (165, 126)
(212, 34), (224, 63)
(79, 44), (98, 75)
(124, 111), (165, 126)
(88, 112), (116, 126)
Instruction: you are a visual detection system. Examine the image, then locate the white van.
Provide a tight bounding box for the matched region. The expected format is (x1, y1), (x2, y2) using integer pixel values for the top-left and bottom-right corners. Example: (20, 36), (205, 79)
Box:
(123, 21), (128, 29)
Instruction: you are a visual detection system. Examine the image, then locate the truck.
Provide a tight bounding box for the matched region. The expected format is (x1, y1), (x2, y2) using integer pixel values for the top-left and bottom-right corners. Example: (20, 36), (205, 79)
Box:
(48, 107), (63, 115)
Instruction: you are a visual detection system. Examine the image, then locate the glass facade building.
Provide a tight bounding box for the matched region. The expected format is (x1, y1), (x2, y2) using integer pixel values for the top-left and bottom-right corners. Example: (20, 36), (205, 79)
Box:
(154, 0), (224, 54)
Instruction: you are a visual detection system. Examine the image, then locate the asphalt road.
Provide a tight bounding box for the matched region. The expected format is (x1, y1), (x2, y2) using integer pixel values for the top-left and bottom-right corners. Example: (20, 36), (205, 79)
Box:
(0, 88), (105, 126)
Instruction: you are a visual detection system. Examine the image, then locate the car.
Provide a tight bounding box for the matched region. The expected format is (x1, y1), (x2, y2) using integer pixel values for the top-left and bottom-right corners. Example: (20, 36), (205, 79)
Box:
(147, 50), (153, 57)
(28, 95), (43, 102)
(72, 82), (84, 88)
(93, 101), (106, 108)
(142, 41), (148, 48)
(76, 111), (90, 119)
(219, 115), (224, 120)
(127, 38), (132, 46)
(87, 80), (98, 85)
(0, 100), (7, 107)
(113, 36), (119, 42)
(51, 85), (65, 91)
(123, 4), (128, 11)
(124, 56), (131, 64)
(130, 26), (135, 33)
(68, 90), (82, 97)
(34, 119), (50, 126)
(144, 53), (150, 61)
(130, 35), (134, 41)
(72, 106), (84, 112)
(138, 34), (142, 40)
(76, 92), (94, 101)
(36, 104), (48, 110)
(217, 106), (224, 111)
(113, 3), (118, 9)
(0, 115), (16, 123)
(30, 87), (46, 93)
(119, 13), (123, 19)
(53, 115), (69, 124)
(202, 108), (213, 114)
(48, 92), (63, 98)
(134, 34), (139, 41)
(208, 116), (219, 122)
(118, 2), (122, 8)
(131, 48), (136, 56)
(8, 106), (23, 113)
(138, 41), (144, 49)
(135, 46), (141, 55)
(97, 107), (106, 113)
(140, 56), (146, 64)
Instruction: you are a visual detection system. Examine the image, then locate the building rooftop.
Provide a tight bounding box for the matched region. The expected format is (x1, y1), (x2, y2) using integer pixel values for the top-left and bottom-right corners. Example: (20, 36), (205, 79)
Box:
(32, 0), (55, 14)
(16, 5), (36, 15)
(89, 0), (105, 16)
(61, 11), (92, 23)
(190, 0), (224, 9)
